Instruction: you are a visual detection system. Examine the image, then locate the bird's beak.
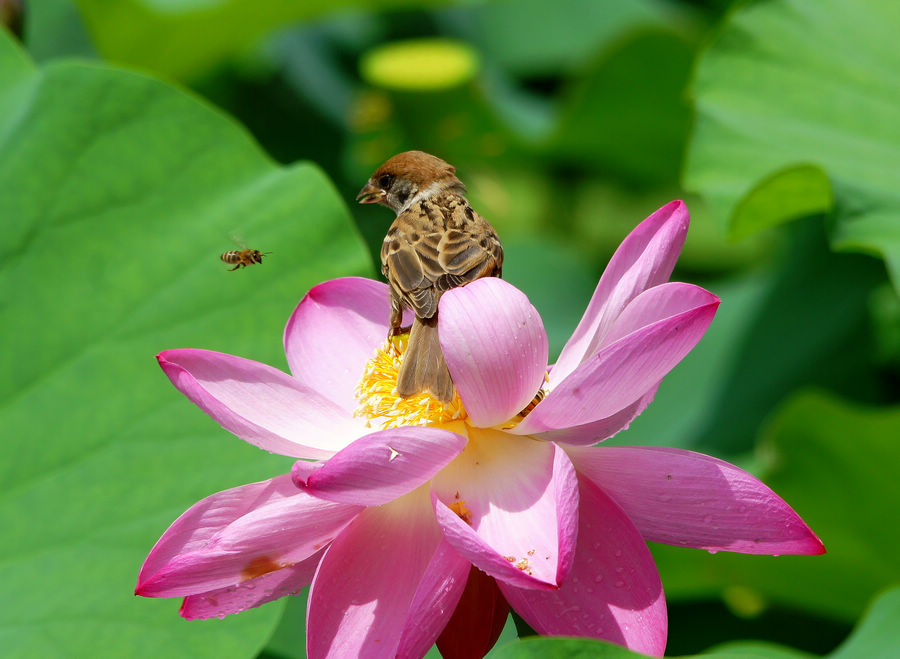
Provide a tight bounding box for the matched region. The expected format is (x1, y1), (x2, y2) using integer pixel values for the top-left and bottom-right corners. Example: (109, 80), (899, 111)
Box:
(356, 181), (385, 204)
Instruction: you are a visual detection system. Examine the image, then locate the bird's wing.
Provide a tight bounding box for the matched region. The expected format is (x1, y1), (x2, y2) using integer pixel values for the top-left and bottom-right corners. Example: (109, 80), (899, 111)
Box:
(435, 206), (503, 286)
(382, 219), (440, 319)
(383, 203), (503, 318)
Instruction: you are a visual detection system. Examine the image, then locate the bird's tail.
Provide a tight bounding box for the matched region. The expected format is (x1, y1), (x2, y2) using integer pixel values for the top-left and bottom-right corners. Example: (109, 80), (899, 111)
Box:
(397, 315), (454, 403)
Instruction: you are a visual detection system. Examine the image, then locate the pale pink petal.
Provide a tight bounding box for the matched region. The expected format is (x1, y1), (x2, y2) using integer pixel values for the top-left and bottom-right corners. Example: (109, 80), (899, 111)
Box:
(294, 426), (468, 506)
(552, 200), (689, 385)
(180, 550), (322, 620)
(137, 476), (362, 598)
(158, 349), (362, 459)
(431, 495), (549, 592)
(284, 277), (409, 413)
(306, 488), (442, 659)
(512, 296), (718, 435)
(569, 446), (826, 555)
(599, 283), (719, 350)
(138, 476), (289, 587)
(534, 384), (658, 446)
(439, 278), (548, 427)
(499, 477), (667, 657)
(291, 459), (324, 484)
(395, 540), (471, 659)
(431, 430), (578, 590)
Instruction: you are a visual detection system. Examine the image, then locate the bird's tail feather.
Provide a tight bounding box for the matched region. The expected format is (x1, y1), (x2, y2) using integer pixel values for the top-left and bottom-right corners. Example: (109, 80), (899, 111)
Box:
(397, 315), (454, 403)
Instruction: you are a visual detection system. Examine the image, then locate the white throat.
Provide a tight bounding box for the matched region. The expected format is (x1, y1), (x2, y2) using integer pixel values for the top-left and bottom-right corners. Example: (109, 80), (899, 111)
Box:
(397, 181), (443, 214)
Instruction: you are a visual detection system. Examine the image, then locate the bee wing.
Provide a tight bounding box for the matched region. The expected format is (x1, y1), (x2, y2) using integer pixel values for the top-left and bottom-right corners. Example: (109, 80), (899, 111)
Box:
(227, 231), (249, 250)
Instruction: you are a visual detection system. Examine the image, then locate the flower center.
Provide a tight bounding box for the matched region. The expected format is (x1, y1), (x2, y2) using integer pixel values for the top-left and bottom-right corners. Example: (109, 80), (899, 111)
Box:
(354, 333), (467, 429)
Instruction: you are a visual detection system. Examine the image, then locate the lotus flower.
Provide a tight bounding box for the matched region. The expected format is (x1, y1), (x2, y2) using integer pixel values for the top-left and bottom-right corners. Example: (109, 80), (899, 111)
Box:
(136, 201), (824, 658)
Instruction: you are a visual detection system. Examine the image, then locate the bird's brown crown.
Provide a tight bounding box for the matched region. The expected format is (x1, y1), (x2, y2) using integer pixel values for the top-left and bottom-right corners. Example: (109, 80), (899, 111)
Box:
(371, 151), (460, 189)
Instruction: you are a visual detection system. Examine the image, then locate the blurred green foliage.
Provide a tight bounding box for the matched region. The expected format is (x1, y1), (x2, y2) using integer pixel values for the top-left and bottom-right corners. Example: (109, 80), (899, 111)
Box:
(2, 0), (899, 657)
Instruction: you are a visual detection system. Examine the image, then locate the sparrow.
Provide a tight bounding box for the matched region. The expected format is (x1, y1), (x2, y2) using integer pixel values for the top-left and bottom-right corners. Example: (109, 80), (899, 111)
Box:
(357, 151), (504, 403)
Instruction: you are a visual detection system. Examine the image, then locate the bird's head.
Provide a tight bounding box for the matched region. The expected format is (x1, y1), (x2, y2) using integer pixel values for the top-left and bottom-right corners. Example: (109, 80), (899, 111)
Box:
(356, 150), (465, 214)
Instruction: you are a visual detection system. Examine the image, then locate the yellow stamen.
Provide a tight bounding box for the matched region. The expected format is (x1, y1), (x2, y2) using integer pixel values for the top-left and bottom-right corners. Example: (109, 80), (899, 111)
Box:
(514, 558), (533, 574)
(354, 333), (467, 429)
(448, 499), (472, 523)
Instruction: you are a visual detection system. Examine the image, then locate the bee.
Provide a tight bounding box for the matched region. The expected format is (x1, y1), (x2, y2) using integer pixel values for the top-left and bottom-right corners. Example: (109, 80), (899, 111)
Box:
(519, 388), (546, 416)
(220, 248), (270, 271)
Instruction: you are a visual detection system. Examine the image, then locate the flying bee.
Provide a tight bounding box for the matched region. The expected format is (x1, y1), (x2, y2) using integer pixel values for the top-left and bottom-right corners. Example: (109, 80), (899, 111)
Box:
(220, 248), (270, 271)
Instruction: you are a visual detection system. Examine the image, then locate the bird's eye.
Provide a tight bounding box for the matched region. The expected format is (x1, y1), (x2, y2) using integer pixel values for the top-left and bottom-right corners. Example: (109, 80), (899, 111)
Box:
(378, 173), (394, 189)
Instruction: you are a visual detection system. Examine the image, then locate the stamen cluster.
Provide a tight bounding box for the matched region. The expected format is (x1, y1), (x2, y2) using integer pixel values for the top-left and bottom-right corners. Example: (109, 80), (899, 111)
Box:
(354, 333), (466, 429)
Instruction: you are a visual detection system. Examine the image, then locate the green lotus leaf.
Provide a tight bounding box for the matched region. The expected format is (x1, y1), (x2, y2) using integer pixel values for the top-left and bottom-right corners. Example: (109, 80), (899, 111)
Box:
(0, 30), (370, 657)
(685, 0), (900, 288)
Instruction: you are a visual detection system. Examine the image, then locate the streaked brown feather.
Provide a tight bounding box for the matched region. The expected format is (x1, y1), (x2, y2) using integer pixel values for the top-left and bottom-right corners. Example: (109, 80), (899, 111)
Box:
(381, 192), (502, 319)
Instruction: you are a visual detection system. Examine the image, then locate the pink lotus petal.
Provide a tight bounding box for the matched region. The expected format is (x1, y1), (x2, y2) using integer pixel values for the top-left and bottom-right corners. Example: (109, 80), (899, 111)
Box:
(599, 283), (719, 350)
(284, 277), (407, 413)
(570, 446), (826, 555)
(440, 278), (548, 427)
(513, 295), (718, 435)
(395, 540), (471, 659)
(499, 477), (667, 657)
(158, 349), (362, 459)
(291, 459), (324, 484)
(306, 488), (442, 659)
(180, 550), (322, 620)
(431, 495), (549, 592)
(552, 200), (689, 385)
(431, 430), (578, 590)
(137, 476), (362, 598)
(138, 476), (290, 588)
(295, 426), (468, 506)
(535, 384), (658, 446)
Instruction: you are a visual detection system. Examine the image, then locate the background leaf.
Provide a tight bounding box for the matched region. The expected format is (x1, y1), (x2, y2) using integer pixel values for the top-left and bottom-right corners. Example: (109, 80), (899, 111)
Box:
(0, 31), (370, 657)
(490, 636), (644, 659)
(684, 0), (900, 288)
(23, 0), (96, 62)
(708, 587), (900, 659)
(729, 164), (832, 242)
(829, 587), (900, 659)
(72, 0), (450, 81)
(549, 28), (695, 185)
(438, 0), (690, 78)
